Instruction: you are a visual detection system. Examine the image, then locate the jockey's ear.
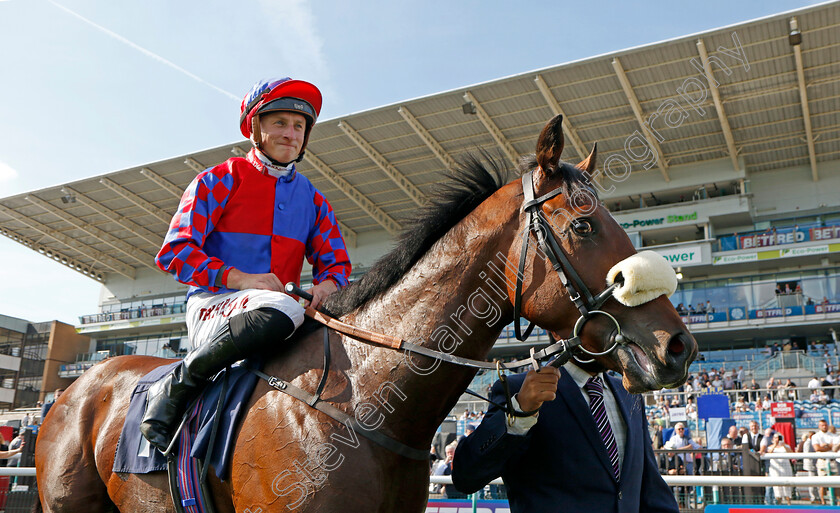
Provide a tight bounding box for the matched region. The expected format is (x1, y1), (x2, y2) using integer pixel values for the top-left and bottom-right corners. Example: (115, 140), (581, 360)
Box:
(535, 114), (564, 177)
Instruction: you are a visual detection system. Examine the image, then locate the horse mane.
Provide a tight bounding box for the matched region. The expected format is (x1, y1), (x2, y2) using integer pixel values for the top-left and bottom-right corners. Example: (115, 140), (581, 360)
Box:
(321, 152), (594, 318)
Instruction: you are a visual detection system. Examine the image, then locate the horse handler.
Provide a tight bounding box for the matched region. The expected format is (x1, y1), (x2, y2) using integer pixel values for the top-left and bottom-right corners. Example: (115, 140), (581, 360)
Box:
(452, 362), (679, 512)
(140, 77), (352, 452)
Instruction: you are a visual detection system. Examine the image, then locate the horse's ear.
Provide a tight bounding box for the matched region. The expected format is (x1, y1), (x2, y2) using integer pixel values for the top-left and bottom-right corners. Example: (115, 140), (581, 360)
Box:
(535, 114), (564, 176)
(577, 142), (598, 173)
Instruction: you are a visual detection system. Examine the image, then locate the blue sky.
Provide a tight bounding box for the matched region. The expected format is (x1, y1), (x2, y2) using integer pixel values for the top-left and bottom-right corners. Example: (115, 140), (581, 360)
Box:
(0, 0), (825, 324)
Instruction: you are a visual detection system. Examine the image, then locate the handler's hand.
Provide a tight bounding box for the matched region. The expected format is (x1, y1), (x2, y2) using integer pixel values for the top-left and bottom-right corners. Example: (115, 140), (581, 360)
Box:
(226, 269), (283, 292)
(306, 280), (338, 309)
(516, 366), (561, 413)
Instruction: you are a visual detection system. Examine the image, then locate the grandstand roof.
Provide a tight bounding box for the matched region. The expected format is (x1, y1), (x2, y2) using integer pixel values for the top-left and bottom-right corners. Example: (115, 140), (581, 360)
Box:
(1, 2), (838, 282)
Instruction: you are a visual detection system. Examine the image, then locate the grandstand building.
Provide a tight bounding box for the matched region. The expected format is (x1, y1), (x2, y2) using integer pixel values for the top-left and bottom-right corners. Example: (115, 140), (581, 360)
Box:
(0, 3), (838, 407)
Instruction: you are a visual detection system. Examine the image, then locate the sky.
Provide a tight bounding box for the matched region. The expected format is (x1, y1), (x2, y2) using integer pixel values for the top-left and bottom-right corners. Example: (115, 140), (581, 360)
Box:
(0, 0), (827, 325)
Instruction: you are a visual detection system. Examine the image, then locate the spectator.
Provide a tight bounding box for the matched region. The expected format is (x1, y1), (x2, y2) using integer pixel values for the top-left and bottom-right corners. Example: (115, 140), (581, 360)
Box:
(748, 378), (761, 402)
(768, 433), (794, 505)
(676, 303), (687, 315)
(40, 388), (63, 422)
(688, 304), (696, 315)
(742, 421), (763, 452)
(766, 377), (777, 391)
(799, 431), (819, 504)
(734, 396), (748, 412)
(21, 413), (31, 427)
(809, 376), (823, 391)
(723, 372), (735, 391)
(435, 441), (467, 498)
(736, 366), (745, 389)
(762, 395), (773, 411)
(825, 355), (834, 376)
(759, 428), (777, 505)
(705, 300), (714, 314)
(713, 437), (741, 503)
(784, 379), (797, 400)
(810, 341), (820, 354)
(429, 444), (441, 472)
(818, 389), (830, 405)
(825, 373), (836, 400)
(811, 389), (822, 403)
(651, 424), (664, 450)
(6, 433), (23, 467)
(727, 425), (742, 448)
(662, 441), (688, 507)
(811, 420), (838, 504)
(685, 398), (697, 420)
(668, 423), (702, 475)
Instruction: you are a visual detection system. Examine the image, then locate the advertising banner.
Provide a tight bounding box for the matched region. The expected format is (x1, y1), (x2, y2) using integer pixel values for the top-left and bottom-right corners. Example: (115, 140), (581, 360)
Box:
(728, 307), (746, 321)
(770, 402), (795, 418)
(697, 394), (730, 420)
(731, 412), (759, 428)
(654, 245), (704, 267)
(717, 223), (840, 253)
(669, 407), (687, 422)
(427, 500), (510, 512)
(797, 411), (829, 429)
(748, 307), (804, 319)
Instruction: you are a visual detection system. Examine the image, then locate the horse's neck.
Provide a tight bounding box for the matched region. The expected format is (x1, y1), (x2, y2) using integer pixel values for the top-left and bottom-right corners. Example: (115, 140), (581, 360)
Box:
(344, 200), (518, 447)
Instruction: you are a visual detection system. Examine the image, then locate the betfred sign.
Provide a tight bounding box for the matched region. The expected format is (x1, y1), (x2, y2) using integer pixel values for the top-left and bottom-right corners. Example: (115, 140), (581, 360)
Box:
(771, 402), (795, 418)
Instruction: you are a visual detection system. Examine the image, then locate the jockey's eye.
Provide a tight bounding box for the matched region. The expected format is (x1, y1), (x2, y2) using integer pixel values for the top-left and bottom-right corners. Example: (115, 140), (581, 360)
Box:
(571, 218), (595, 237)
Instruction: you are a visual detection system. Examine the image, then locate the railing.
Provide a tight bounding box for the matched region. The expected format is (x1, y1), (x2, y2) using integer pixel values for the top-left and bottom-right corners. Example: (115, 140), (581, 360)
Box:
(79, 303), (186, 325)
(752, 351), (826, 380)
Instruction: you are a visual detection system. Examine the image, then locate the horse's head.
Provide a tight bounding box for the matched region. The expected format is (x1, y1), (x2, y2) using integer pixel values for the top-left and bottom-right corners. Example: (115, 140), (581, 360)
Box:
(513, 115), (696, 393)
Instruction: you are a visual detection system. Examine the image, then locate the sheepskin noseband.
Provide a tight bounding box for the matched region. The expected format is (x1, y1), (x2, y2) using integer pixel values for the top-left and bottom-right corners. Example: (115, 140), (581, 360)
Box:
(606, 251), (677, 307)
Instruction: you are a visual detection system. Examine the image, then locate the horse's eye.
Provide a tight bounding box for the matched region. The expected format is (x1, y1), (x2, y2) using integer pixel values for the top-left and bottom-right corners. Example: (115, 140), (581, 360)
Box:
(572, 218), (595, 236)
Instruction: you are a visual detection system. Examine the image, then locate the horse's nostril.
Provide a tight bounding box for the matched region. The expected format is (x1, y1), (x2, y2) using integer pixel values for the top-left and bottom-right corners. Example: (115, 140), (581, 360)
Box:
(668, 333), (686, 356)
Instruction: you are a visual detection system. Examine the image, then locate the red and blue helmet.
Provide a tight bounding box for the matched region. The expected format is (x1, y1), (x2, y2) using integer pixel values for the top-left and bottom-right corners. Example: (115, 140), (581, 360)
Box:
(239, 78), (322, 155)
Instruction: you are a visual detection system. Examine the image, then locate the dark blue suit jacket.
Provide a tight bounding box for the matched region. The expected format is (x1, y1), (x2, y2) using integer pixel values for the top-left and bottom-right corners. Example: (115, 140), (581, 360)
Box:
(452, 370), (678, 513)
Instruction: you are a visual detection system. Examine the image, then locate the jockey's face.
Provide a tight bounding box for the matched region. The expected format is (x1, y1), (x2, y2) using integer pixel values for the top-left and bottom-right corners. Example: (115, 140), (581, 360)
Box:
(259, 111), (306, 164)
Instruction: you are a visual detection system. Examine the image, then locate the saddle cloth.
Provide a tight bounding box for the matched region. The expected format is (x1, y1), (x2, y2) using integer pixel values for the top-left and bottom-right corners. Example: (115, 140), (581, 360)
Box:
(112, 361), (259, 480)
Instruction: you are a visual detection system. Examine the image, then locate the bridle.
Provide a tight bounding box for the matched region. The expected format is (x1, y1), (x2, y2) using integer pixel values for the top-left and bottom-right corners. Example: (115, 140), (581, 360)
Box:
(514, 169), (625, 359)
(252, 171), (635, 460)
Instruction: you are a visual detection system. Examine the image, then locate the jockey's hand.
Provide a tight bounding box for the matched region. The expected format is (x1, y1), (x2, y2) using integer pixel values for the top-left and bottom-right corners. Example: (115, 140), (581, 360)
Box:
(306, 280), (338, 310)
(516, 366), (561, 413)
(226, 269), (283, 292)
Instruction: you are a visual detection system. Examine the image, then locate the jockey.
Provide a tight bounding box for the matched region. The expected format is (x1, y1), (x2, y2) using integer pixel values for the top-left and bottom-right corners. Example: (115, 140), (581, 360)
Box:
(140, 78), (352, 451)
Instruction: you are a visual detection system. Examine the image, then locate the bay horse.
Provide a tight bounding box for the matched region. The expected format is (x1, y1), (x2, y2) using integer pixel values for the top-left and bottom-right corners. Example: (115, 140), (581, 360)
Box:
(36, 115), (696, 512)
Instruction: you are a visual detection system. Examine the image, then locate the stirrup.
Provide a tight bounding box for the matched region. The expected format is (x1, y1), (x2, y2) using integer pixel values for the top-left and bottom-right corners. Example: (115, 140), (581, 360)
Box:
(162, 411), (191, 457)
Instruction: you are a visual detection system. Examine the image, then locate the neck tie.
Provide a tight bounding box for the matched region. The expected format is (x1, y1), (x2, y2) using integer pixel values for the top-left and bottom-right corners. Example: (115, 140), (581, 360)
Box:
(584, 376), (620, 480)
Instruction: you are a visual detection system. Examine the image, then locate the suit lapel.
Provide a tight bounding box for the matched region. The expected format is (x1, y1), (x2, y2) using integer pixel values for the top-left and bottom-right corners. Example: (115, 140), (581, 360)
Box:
(556, 371), (616, 480)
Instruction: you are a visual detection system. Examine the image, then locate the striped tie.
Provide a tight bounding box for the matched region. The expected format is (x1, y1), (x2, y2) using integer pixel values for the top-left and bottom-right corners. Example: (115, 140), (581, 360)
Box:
(584, 376), (620, 480)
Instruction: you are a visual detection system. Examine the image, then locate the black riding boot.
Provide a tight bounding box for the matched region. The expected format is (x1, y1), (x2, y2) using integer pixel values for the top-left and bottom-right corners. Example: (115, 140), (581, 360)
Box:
(139, 307), (296, 451)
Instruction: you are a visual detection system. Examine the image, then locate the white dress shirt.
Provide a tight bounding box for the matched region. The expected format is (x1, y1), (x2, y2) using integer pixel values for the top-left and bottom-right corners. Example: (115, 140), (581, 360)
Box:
(507, 363), (627, 472)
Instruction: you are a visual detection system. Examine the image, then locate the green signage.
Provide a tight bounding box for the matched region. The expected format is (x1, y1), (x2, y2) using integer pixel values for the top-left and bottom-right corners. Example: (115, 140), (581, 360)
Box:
(619, 211), (697, 230)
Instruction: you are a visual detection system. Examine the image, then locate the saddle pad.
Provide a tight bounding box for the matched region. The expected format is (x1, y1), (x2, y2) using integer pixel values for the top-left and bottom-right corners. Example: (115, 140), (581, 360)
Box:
(113, 361), (259, 479)
(112, 361), (180, 474)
